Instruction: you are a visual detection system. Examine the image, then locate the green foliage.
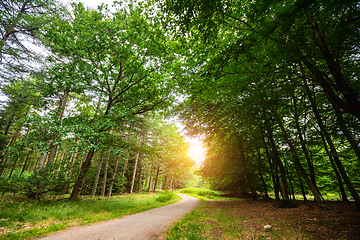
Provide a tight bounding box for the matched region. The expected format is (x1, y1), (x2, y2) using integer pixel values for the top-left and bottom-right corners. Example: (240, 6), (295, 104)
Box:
(0, 173), (26, 196)
(178, 188), (218, 198)
(154, 190), (175, 202)
(0, 164), (70, 200)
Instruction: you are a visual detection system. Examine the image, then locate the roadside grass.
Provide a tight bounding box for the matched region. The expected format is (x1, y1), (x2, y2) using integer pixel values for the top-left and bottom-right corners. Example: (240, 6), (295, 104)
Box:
(176, 188), (238, 201)
(163, 201), (311, 240)
(163, 188), (312, 240)
(0, 192), (179, 240)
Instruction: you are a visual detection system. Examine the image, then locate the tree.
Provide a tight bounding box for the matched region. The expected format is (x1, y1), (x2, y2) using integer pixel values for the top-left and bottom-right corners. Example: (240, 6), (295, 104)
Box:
(42, 2), (178, 199)
(0, 0), (64, 81)
(159, 0), (360, 208)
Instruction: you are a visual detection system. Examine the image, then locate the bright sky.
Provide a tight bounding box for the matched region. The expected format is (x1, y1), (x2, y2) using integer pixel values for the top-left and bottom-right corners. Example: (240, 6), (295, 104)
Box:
(187, 137), (206, 167)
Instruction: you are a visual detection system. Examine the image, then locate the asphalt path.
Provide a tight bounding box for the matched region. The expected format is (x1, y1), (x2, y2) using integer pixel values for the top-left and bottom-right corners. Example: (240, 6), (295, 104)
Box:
(37, 194), (200, 240)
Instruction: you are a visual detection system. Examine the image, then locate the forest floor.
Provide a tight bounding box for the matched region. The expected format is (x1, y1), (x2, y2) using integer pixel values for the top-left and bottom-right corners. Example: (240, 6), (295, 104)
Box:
(161, 194), (360, 239)
(211, 199), (359, 239)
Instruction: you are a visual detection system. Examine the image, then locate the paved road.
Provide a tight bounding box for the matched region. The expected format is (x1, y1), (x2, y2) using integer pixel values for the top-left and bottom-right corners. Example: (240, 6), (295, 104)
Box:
(37, 194), (200, 240)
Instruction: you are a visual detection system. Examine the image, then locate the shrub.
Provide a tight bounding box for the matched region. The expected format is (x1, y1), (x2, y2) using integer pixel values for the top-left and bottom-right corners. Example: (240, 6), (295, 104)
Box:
(154, 190), (175, 202)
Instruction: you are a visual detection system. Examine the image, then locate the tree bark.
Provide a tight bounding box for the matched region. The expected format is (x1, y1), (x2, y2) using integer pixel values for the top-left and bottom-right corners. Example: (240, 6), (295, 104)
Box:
(70, 148), (95, 200)
(148, 162), (154, 191)
(19, 153), (30, 177)
(261, 132), (279, 200)
(301, 57), (360, 122)
(296, 167), (307, 201)
(90, 150), (106, 197)
(326, 95), (360, 163)
(107, 152), (122, 197)
(292, 93), (318, 190)
(101, 149), (111, 197)
(266, 125), (289, 200)
(130, 138), (141, 194)
(153, 164), (160, 191)
(274, 111), (324, 207)
(303, 84), (355, 204)
(236, 134), (257, 200)
(137, 153), (145, 192)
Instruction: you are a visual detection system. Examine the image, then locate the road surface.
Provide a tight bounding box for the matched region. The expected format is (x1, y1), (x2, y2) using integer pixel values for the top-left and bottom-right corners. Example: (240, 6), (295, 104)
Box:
(37, 194), (200, 240)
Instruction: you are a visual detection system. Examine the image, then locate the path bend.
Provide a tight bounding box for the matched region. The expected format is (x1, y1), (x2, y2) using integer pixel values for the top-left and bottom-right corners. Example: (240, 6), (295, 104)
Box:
(37, 194), (200, 240)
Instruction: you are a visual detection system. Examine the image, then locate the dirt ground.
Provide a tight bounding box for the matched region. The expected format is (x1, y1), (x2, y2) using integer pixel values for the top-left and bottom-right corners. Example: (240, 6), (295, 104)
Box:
(209, 199), (360, 239)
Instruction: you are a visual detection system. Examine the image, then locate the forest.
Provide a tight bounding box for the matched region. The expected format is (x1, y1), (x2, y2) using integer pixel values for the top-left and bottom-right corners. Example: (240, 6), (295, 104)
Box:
(1, 0), (360, 210)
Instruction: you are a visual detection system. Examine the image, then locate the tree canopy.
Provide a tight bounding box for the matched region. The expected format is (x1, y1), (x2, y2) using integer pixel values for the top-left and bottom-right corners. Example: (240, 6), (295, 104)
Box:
(0, 0), (359, 209)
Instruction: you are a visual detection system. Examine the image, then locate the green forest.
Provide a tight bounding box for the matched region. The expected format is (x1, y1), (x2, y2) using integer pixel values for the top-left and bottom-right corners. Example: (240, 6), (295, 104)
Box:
(1, 0), (360, 211)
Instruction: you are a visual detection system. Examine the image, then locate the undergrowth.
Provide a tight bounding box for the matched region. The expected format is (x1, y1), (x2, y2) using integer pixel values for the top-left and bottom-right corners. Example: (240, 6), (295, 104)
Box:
(154, 190), (175, 202)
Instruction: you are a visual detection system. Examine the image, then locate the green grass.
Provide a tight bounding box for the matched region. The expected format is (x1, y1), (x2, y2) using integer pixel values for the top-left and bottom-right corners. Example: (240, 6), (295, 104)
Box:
(176, 188), (238, 201)
(0, 192), (179, 240)
(163, 188), (312, 239)
(164, 201), (245, 240)
(163, 200), (311, 240)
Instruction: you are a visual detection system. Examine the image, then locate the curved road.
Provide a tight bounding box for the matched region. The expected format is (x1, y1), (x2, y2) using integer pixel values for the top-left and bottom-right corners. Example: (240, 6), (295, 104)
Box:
(38, 194), (200, 240)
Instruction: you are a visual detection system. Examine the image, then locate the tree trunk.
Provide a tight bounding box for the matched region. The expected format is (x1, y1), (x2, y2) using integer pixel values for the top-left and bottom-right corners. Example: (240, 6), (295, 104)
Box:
(90, 150), (106, 197)
(261, 132), (279, 200)
(326, 144), (348, 202)
(7, 123), (23, 147)
(170, 179), (173, 191)
(292, 93), (318, 190)
(306, 16), (360, 122)
(303, 84), (354, 204)
(153, 164), (160, 191)
(236, 134), (257, 200)
(137, 153), (145, 192)
(130, 135), (142, 194)
(107, 152), (122, 197)
(38, 152), (48, 170)
(70, 148), (95, 200)
(148, 162), (154, 191)
(256, 147), (269, 199)
(8, 157), (19, 179)
(130, 150), (140, 194)
(274, 111), (324, 207)
(301, 57), (360, 122)
(296, 167), (307, 201)
(284, 159), (295, 200)
(19, 153), (30, 176)
(101, 149), (111, 197)
(266, 125), (289, 200)
(62, 152), (77, 195)
(326, 95), (360, 163)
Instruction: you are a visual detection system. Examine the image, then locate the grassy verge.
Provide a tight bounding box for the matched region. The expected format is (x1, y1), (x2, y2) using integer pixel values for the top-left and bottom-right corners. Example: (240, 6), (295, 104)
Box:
(0, 192), (179, 240)
(163, 188), (312, 239)
(163, 200), (312, 240)
(176, 188), (238, 201)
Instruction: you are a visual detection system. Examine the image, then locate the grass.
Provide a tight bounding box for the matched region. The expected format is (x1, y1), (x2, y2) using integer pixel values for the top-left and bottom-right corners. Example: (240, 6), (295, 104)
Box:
(176, 188), (238, 201)
(163, 188), (312, 239)
(164, 201), (247, 240)
(0, 192), (179, 240)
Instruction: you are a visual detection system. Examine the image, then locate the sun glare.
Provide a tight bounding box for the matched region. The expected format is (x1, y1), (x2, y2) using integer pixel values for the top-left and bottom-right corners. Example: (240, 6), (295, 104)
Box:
(187, 138), (206, 166)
